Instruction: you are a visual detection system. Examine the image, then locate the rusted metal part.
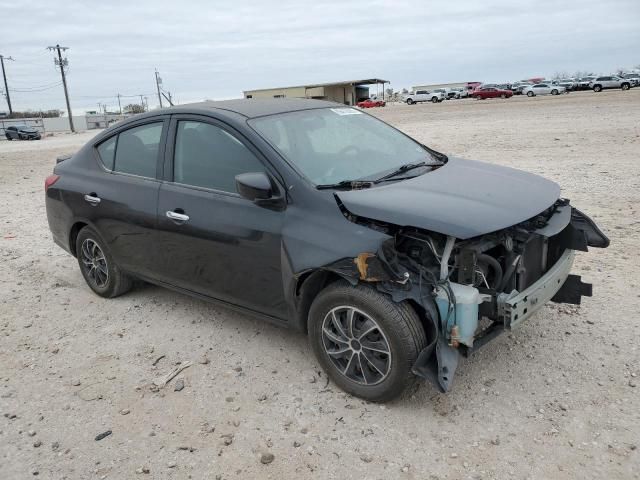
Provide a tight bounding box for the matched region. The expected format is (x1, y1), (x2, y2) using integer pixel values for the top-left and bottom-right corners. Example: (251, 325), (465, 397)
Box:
(354, 252), (380, 281)
(448, 325), (460, 348)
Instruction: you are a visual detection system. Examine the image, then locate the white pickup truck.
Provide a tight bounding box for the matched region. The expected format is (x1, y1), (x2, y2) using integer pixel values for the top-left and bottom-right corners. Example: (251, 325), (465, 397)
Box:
(404, 90), (445, 105)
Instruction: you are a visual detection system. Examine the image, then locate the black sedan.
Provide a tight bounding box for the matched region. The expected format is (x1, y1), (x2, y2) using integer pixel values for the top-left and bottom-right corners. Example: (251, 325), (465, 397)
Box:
(4, 124), (41, 140)
(45, 99), (608, 402)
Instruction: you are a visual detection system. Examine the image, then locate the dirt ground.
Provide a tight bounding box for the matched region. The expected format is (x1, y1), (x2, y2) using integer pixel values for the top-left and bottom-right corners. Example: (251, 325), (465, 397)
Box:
(1, 90), (638, 480)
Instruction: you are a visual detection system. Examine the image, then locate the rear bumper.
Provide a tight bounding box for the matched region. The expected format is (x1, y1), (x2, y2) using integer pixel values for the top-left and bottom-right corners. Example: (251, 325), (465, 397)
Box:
(497, 249), (575, 329)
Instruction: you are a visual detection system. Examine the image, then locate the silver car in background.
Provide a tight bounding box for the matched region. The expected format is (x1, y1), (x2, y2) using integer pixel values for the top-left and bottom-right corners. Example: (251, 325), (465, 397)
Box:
(590, 76), (632, 92)
(523, 83), (566, 97)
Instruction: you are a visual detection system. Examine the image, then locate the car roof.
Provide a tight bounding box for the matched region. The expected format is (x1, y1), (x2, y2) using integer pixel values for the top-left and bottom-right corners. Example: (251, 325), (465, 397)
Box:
(164, 98), (343, 119)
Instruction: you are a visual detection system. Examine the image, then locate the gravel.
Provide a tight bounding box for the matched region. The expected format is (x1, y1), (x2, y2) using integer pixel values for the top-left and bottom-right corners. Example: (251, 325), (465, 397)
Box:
(0, 90), (638, 479)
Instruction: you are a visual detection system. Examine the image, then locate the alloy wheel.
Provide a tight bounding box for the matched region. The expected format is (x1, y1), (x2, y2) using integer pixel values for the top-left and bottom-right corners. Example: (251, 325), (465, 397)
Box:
(80, 239), (109, 288)
(321, 306), (392, 386)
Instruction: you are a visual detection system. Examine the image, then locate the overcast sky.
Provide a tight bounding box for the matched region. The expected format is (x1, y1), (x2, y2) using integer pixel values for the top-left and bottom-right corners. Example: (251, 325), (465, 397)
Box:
(1, 0), (639, 113)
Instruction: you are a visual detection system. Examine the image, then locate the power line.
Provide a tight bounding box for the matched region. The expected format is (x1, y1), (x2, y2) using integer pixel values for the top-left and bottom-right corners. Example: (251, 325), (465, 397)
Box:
(10, 81), (62, 92)
(0, 54), (15, 114)
(47, 45), (74, 132)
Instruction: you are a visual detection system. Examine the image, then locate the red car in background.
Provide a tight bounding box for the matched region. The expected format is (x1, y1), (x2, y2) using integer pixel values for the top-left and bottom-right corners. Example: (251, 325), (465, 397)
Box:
(357, 99), (386, 108)
(472, 87), (513, 100)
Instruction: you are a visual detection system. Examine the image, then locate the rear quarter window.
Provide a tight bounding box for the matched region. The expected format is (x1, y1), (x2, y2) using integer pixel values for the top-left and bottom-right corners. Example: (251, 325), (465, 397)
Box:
(96, 136), (116, 170)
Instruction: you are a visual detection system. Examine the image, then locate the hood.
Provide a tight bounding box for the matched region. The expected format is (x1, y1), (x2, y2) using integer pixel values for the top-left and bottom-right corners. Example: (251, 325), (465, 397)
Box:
(20, 127), (37, 133)
(336, 157), (560, 239)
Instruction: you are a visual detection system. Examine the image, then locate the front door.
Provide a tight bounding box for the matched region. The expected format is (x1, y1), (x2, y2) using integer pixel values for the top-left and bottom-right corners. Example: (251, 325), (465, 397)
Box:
(154, 116), (287, 319)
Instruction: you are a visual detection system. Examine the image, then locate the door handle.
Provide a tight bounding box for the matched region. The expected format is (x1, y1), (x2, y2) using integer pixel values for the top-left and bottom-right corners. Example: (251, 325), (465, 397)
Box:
(84, 194), (101, 205)
(166, 210), (190, 222)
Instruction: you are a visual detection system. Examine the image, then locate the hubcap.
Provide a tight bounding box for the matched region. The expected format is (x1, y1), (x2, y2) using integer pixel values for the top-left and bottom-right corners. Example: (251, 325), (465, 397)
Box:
(80, 239), (109, 288)
(321, 306), (392, 386)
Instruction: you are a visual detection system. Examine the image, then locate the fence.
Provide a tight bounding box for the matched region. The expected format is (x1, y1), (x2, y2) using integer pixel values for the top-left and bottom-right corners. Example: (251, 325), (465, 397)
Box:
(0, 114), (128, 140)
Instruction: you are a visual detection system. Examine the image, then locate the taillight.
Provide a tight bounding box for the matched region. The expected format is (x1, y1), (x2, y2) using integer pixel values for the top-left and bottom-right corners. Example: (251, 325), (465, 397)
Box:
(45, 174), (60, 192)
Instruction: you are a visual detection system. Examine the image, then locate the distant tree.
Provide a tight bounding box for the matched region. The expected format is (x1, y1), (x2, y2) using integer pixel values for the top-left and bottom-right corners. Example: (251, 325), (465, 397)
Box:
(552, 71), (569, 80)
(385, 88), (394, 98)
(401, 88), (409, 94)
(124, 104), (145, 114)
(614, 67), (626, 75)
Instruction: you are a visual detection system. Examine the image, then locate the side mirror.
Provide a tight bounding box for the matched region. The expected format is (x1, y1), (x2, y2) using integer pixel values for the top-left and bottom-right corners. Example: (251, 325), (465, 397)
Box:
(236, 172), (272, 201)
(235, 172), (285, 211)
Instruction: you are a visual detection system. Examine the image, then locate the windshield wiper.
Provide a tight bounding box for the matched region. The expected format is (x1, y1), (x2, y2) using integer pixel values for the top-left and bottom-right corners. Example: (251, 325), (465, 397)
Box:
(373, 161), (441, 184)
(316, 180), (374, 190)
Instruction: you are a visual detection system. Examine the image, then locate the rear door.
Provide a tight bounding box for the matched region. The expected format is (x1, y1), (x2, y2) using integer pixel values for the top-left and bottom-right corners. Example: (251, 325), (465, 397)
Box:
(154, 115), (287, 318)
(84, 118), (168, 277)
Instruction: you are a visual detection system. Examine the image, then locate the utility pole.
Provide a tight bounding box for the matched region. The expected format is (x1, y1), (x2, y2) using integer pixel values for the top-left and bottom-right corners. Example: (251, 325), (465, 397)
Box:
(155, 69), (163, 108)
(0, 54), (14, 114)
(47, 45), (74, 132)
(116, 93), (122, 114)
(139, 94), (145, 112)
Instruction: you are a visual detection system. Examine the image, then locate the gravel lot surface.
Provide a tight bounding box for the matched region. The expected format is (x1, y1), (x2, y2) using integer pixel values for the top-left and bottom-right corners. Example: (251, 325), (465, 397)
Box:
(1, 90), (638, 479)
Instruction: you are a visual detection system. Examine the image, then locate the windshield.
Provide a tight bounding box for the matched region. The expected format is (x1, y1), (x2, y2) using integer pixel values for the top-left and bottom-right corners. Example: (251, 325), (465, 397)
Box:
(250, 107), (435, 186)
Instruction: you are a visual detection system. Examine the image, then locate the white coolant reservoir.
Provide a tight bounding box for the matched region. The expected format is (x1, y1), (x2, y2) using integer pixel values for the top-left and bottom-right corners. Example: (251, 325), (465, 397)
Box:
(435, 283), (485, 348)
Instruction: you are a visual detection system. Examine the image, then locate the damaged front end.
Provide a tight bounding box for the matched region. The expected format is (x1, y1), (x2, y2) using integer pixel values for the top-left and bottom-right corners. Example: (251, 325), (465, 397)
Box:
(322, 199), (609, 392)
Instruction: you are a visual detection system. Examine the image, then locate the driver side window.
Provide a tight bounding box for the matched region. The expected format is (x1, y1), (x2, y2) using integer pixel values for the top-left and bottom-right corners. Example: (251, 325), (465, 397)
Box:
(173, 121), (265, 193)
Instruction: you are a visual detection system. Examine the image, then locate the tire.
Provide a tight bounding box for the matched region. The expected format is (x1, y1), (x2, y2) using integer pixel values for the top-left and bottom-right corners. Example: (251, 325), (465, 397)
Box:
(621, 83), (630, 91)
(593, 85), (602, 92)
(308, 281), (427, 402)
(431, 96), (438, 103)
(406, 98), (414, 105)
(527, 91), (534, 97)
(75, 226), (132, 298)
(551, 89), (558, 95)
(500, 93), (506, 99)
(5, 135), (12, 141)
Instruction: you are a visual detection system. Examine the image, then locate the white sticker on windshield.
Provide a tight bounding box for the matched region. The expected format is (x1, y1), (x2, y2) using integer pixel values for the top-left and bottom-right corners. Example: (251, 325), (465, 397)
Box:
(330, 108), (362, 116)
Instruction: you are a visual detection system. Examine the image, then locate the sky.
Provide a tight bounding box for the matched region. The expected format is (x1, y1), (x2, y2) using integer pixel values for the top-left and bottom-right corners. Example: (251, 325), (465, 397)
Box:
(1, 0), (639, 114)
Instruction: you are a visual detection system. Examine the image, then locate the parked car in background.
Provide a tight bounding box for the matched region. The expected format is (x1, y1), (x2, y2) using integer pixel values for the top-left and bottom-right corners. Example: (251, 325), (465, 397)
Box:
(576, 76), (596, 90)
(511, 82), (533, 95)
(44, 98), (609, 402)
(451, 88), (469, 99)
(404, 90), (445, 104)
(554, 79), (577, 91)
(619, 73), (639, 87)
(523, 83), (566, 96)
(472, 87), (513, 99)
(590, 76), (631, 92)
(357, 99), (386, 108)
(4, 125), (41, 140)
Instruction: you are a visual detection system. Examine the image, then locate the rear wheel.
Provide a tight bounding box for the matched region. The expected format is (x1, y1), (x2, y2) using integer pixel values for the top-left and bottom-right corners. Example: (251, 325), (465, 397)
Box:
(551, 89), (558, 95)
(75, 227), (132, 298)
(309, 281), (427, 402)
(431, 96), (438, 103)
(621, 83), (630, 90)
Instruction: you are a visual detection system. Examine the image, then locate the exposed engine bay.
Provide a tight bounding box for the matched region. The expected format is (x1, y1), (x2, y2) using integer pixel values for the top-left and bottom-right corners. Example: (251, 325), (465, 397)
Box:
(326, 198), (610, 392)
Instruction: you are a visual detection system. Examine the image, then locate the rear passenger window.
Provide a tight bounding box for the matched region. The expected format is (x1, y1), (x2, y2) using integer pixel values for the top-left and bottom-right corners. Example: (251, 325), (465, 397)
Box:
(173, 121), (264, 193)
(114, 123), (163, 178)
(96, 136), (116, 170)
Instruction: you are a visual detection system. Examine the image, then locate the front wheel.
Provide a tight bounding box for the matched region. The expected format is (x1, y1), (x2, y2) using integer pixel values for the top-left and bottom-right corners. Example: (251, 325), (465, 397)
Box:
(527, 91), (534, 97)
(308, 282), (427, 402)
(76, 227), (132, 298)
(500, 93), (506, 98)
(406, 98), (414, 105)
(593, 85), (602, 92)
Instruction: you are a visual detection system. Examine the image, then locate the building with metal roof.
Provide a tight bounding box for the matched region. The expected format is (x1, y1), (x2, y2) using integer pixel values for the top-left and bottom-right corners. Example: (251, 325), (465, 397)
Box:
(243, 79), (389, 106)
